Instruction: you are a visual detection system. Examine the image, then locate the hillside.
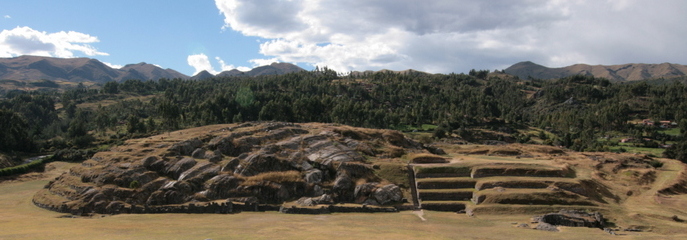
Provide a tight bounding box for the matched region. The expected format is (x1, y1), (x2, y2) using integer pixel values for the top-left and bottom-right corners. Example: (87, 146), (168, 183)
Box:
(34, 122), (425, 214)
(0, 56), (305, 84)
(505, 61), (687, 81)
(193, 62), (305, 79)
(0, 55), (188, 83)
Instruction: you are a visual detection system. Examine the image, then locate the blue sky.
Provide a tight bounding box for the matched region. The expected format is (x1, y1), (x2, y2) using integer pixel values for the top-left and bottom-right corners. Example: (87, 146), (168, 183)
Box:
(2, 0), (687, 76)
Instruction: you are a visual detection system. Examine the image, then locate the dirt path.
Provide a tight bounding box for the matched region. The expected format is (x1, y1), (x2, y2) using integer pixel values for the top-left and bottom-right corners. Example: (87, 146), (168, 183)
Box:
(413, 210), (427, 221)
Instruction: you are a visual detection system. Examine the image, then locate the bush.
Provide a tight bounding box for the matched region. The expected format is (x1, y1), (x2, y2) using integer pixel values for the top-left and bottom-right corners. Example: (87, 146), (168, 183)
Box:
(52, 148), (96, 162)
(0, 155), (54, 177)
(649, 160), (664, 168)
(129, 180), (141, 189)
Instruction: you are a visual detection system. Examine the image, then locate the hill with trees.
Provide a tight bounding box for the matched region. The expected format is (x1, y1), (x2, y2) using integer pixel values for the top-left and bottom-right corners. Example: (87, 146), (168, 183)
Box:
(505, 61), (687, 81)
(1, 66), (686, 165)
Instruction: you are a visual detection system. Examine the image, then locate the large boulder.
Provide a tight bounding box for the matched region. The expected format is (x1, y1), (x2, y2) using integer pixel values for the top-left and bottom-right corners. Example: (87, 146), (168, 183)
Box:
(332, 173), (354, 202)
(168, 138), (203, 156)
(304, 169), (323, 184)
(533, 210), (605, 228)
(164, 157), (197, 179)
(372, 184), (403, 205)
(191, 148), (206, 159)
(235, 154), (295, 176)
(354, 182), (378, 203)
(204, 174), (243, 199)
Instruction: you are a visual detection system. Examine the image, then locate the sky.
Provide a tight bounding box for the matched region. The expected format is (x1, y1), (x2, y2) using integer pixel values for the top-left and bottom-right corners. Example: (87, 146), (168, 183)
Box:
(1, 0), (686, 76)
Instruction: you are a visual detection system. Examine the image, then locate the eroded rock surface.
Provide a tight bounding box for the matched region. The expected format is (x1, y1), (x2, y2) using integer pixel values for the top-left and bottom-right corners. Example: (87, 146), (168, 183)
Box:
(34, 122), (429, 215)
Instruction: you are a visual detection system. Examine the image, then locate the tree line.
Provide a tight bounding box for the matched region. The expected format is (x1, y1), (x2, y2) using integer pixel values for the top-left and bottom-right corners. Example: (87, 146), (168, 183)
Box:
(1, 68), (687, 162)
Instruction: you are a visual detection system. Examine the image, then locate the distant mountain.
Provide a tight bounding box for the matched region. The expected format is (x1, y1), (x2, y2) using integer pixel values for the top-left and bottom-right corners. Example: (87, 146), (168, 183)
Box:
(0, 56), (307, 84)
(349, 69), (432, 77)
(192, 62), (305, 80)
(120, 62), (188, 81)
(0, 55), (189, 83)
(190, 70), (215, 80)
(505, 61), (687, 81)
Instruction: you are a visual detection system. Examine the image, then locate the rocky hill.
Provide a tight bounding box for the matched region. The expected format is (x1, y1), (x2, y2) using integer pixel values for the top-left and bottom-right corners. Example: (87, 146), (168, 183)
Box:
(0, 55), (188, 83)
(31, 121), (687, 234)
(34, 122), (432, 215)
(505, 61), (687, 81)
(0, 56), (306, 83)
(192, 62), (305, 80)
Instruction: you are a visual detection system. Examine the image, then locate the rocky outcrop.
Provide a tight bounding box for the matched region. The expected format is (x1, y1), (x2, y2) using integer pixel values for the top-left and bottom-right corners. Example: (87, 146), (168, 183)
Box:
(34, 122), (427, 215)
(533, 210), (606, 229)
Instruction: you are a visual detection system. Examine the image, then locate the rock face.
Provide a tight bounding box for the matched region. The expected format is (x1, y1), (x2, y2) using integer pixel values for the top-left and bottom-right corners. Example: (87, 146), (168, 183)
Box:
(533, 210), (606, 229)
(34, 122), (427, 215)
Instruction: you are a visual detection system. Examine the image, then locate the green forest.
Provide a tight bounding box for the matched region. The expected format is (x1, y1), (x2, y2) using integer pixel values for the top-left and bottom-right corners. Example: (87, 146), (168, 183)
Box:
(2, 68), (687, 164)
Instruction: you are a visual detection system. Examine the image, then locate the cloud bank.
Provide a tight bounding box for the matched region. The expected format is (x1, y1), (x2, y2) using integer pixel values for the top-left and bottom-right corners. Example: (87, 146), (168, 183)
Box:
(215, 0), (687, 73)
(0, 26), (108, 58)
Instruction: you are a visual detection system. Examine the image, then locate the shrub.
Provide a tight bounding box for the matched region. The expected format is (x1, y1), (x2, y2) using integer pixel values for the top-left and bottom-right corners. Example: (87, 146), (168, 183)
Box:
(129, 180), (141, 189)
(649, 160), (664, 168)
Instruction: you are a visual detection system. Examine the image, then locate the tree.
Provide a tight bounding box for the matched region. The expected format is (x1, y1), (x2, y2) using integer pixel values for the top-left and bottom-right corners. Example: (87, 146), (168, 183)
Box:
(0, 109), (34, 152)
(102, 81), (120, 94)
(67, 119), (94, 148)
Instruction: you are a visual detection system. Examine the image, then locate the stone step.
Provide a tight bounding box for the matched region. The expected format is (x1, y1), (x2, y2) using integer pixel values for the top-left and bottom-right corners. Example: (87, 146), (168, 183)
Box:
(471, 188), (595, 206)
(421, 200), (471, 212)
(466, 204), (605, 215)
(416, 177), (476, 189)
(418, 189), (475, 201)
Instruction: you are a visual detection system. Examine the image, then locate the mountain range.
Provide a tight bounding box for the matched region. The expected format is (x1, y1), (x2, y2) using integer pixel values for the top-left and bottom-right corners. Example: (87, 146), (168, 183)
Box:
(0, 55), (305, 83)
(505, 61), (687, 81)
(2, 55), (686, 84)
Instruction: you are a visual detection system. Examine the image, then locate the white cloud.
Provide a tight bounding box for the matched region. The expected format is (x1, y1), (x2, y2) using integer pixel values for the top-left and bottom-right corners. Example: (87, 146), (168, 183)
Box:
(215, 0), (687, 73)
(187, 53), (217, 75)
(103, 62), (123, 69)
(188, 53), (251, 75)
(3, 15), (10, 19)
(249, 57), (279, 67)
(0, 26), (107, 58)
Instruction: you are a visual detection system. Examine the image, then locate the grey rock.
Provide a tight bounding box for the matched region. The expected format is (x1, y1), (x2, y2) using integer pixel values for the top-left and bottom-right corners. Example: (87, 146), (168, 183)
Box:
(169, 138), (203, 156)
(372, 184), (403, 205)
(354, 182), (378, 203)
(191, 148), (206, 159)
(535, 222), (559, 232)
(165, 157), (197, 179)
(222, 158), (240, 172)
(304, 169), (323, 184)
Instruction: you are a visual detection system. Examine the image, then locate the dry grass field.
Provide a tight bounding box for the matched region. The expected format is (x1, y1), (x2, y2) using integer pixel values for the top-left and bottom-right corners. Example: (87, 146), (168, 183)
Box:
(5, 124), (687, 239)
(0, 162), (684, 239)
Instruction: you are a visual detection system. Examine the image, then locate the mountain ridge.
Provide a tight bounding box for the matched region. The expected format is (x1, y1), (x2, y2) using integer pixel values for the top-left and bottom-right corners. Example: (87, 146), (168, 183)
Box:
(505, 61), (687, 81)
(192, 62), (306, 80)
(0, 55), (306, 83)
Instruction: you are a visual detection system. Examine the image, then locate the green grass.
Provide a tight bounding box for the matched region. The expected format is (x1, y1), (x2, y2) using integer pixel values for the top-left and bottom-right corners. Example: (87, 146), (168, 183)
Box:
(659, 128), (681, 136)
(393, 124), (437, 132)
(609, 145), (665, 156)
(375, 163), (409, 188)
